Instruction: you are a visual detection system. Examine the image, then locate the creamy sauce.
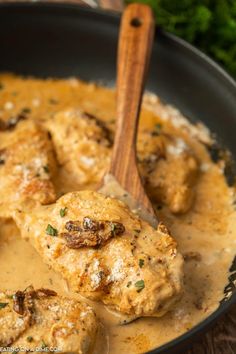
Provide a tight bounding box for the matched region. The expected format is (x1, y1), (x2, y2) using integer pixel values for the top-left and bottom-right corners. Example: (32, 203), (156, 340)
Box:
(0, 74), (236, 354)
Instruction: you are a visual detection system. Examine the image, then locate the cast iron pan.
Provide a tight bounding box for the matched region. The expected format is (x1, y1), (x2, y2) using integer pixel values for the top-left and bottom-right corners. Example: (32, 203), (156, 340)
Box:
(0, 2), (236, 353)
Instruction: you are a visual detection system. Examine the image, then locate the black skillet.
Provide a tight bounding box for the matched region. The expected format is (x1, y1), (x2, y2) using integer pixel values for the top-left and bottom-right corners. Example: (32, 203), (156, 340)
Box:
(0, 2), (235, 353)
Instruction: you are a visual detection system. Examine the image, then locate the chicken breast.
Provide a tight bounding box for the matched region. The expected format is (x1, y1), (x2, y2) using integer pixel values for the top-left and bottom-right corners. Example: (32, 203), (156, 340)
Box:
(0, 287), (98, 354)
(0, 120), (57, 211)
(46, 109), (111, 188)
(138, 133), (199, 213)
(11, 191), (183, 319)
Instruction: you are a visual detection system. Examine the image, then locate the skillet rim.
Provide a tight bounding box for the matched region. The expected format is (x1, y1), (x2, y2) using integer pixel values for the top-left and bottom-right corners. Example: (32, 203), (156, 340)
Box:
(0, 2), (235, 353)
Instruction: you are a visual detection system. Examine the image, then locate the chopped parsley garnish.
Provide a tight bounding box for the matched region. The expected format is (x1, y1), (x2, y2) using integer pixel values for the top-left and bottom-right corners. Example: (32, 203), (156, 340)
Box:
(155, 123), (162, 131)
(41, 340), (47, 349)
(139, 259), (144, 268)
(46, 224), (58, 237)
(27, 336), (34, 343)
(127, 281), (132, 288)
(135, 280), (145, 293)
(43, 165), (49, 173)
(109, 222), (125, 236)
(0, 302), (8, 309)
(22, 107), (31, 114)
(110, 223), (116, 233)
(151, 123), (162, 136)
(60, 207), (68, 217)
(49, 98), (58, 105)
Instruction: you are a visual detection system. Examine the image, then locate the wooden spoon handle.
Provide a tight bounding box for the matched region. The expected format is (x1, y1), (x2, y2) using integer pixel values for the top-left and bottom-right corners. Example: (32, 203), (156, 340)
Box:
(109, 3), (155, 213)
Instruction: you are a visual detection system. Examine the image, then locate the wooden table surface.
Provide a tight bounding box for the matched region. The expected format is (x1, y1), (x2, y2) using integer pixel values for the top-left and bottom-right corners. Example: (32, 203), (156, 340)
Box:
(1, 0), (236, 353)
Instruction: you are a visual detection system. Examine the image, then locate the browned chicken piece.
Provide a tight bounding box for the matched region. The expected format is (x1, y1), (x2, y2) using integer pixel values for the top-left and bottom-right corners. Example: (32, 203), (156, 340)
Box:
(0, 287), (98, 353)
(138, 132), (199, 213)
(46, 109), (111, 188)
(11, 191), (184, 319)
(0, 120), (57, 211)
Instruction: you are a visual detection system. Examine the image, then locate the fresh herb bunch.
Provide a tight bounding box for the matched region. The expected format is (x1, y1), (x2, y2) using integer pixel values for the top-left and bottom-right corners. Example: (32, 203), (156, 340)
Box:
(126, 0), (236, 78)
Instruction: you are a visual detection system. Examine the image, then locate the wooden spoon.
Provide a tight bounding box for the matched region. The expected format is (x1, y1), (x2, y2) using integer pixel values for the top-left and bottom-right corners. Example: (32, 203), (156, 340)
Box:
(100, 3), (158, 228)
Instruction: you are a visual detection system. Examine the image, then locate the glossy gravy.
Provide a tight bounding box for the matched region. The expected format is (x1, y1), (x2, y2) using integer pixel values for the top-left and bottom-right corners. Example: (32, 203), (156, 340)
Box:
(0, 74), (235, 354)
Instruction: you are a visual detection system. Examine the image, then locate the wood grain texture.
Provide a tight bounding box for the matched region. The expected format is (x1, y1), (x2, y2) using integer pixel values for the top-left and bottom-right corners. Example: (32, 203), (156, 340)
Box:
(108, 3), (156, 218)
(188, 304), (236, 354)
(98, 0), (123, 11)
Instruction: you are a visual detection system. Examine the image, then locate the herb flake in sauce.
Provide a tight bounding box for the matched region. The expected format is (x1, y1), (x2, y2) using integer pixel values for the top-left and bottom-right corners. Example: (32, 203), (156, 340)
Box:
(46, 224), (58, 237)
(60, 207), (68, 218)
(41, 340), (47, 349)
(43, 165), (49, 173)
(135, 280), (145, 292)
(0, 302), (8, 309)
(27, 336), (34, 343)
(139, 259), (145, 268)
(21, 107), (31, 114)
